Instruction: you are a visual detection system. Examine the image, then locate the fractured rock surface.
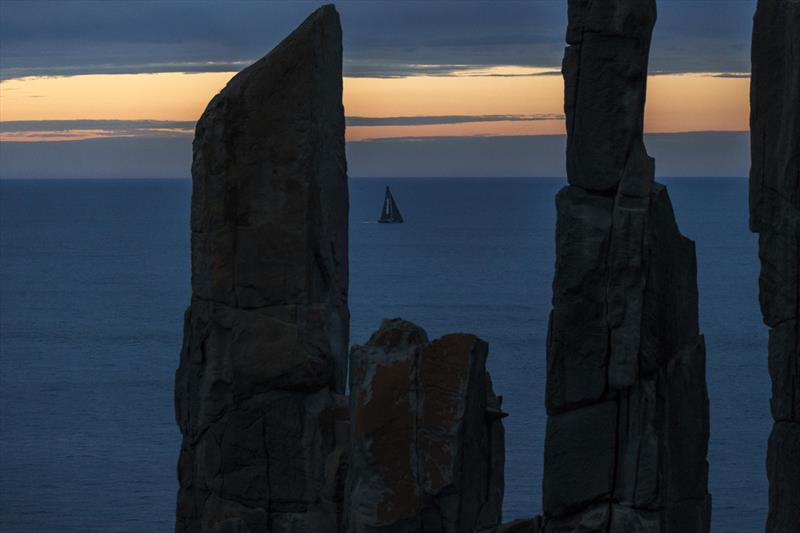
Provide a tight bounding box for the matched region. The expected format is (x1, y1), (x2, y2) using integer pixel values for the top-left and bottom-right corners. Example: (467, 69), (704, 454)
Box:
(345, 319), (505, 533)
(563, 0), (656, 194)
(750, 1), (800, 531)
(174, 5), (348, 532)
(542, 1), (711, 530)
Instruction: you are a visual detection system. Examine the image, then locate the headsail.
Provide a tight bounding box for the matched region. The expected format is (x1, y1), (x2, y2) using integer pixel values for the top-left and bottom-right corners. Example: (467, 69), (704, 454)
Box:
(378, 186), (404, 223)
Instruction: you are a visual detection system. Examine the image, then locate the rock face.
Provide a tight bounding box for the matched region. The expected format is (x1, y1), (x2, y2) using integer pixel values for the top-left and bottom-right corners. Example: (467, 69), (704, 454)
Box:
(750, 2), (800, 531)
(480, 517), (543, 533)
(542, 1), (711, 531)
(345, 319), (505, 533)
(563, 0), (656, 195)
(174, 5), (348, 532)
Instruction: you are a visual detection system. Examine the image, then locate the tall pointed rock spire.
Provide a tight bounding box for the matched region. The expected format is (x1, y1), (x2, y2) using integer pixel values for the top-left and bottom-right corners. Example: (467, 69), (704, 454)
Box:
(541, 1), (711, 530)
(750, 1), (800, 531)
(174, 5), (349, 532)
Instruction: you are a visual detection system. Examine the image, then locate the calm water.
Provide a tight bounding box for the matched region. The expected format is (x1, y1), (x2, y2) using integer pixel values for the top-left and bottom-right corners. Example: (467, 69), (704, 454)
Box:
(0, 177), (769, 532)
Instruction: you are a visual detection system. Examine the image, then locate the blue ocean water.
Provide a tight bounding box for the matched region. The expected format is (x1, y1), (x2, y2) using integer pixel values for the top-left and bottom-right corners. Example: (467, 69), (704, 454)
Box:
(0, 177), (769, 532)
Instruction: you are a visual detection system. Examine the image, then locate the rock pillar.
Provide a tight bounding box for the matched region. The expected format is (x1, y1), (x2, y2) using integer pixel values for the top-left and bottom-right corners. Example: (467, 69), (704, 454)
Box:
(750, 2), (800, 531)
(542, 1), (711, 530)
(174, 5), (348, 532)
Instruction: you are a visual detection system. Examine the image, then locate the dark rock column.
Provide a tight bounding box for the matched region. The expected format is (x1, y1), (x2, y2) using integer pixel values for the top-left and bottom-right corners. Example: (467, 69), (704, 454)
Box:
(174, 5), (348, 532)
(344, 319), (506, 533)
(750, 2), (800, 531)
(541, 1), (711, 531)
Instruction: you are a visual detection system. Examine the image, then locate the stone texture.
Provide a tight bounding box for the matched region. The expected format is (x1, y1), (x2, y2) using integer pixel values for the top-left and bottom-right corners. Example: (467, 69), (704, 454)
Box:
(544, 504), (663, 533)
(750, 1), (800, 531)
(480, 517), (543, 533)
(563, 0), (656, 193)
(766, 422), (800, 533)
(188, 3), (348, 391)
(345, 319), (505, 533)
(542, 1), (711, 530)
(175, 5), (348, 532)
(543, 400), (617, 515)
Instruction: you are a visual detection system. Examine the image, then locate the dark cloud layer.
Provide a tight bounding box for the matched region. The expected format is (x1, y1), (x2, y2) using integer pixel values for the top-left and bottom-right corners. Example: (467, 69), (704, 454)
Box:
(0, 132), (750, 179)
(0, 1), (756, 80)
(347, 115), (563, 126)
(0, 120), (196, 133)
(0, 116), (562, 135)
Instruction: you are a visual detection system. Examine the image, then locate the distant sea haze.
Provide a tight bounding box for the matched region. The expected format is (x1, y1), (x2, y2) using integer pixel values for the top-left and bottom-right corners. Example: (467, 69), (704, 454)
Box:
(0, 131), (749, 179)
(0, 177), (767, 532)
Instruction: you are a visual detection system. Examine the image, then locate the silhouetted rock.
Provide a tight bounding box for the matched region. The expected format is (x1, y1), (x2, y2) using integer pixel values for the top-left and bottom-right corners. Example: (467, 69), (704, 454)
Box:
(542, 1), (711, 530)
(480, 517), (543, 533)
(174, 5), (348, 532)
(750, 1), (800, 531)
(563, 0), (656, 193)
(345, 318), (505, 533)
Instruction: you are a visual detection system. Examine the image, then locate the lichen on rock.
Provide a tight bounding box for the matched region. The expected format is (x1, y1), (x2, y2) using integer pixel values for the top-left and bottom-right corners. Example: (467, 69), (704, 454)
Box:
(345, 318), (506, 533)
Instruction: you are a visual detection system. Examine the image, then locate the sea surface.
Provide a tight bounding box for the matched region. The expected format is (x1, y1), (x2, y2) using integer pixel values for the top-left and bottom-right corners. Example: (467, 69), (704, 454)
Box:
(0, 177), (769, 532)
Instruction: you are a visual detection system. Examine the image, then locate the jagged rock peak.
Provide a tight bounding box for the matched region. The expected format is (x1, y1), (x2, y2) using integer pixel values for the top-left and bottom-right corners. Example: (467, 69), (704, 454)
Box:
(345, 318), (506, 533)
(188, 2), (348, 390)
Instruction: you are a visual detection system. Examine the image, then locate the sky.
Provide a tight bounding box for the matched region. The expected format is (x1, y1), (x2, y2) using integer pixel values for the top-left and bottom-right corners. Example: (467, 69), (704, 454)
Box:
(0, 0), (757, 178)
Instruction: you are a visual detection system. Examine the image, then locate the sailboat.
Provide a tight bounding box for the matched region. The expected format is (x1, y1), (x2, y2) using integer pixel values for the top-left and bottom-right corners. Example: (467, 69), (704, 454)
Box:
(378, 186), (404, 223)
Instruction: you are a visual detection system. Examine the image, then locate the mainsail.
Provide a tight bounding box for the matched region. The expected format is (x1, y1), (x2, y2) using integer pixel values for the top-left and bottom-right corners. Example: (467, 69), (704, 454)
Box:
(378, 186), (404, 223)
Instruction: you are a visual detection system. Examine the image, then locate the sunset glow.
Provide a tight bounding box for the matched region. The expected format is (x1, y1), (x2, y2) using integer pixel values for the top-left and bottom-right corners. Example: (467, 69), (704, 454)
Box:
(646, 73), (750, 133)
(0, 67), (750, 142)
(0, 72), (235, 122)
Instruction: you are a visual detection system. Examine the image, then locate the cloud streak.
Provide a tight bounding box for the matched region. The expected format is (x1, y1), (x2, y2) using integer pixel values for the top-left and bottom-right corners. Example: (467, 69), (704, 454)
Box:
(0, 62), (252, 81)
(0, 116), (566, 141)
(0, 119), (196, 132)
(0, 120), (195, 142)
(346, 114), (563, 126)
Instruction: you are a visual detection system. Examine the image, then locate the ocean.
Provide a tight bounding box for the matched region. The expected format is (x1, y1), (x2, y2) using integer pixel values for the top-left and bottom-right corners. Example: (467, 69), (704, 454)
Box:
(0, 177), (770, 532)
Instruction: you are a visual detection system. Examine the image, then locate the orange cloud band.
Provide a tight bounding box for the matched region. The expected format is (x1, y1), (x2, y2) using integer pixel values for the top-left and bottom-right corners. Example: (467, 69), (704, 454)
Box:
(0, 67), (749, 142)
